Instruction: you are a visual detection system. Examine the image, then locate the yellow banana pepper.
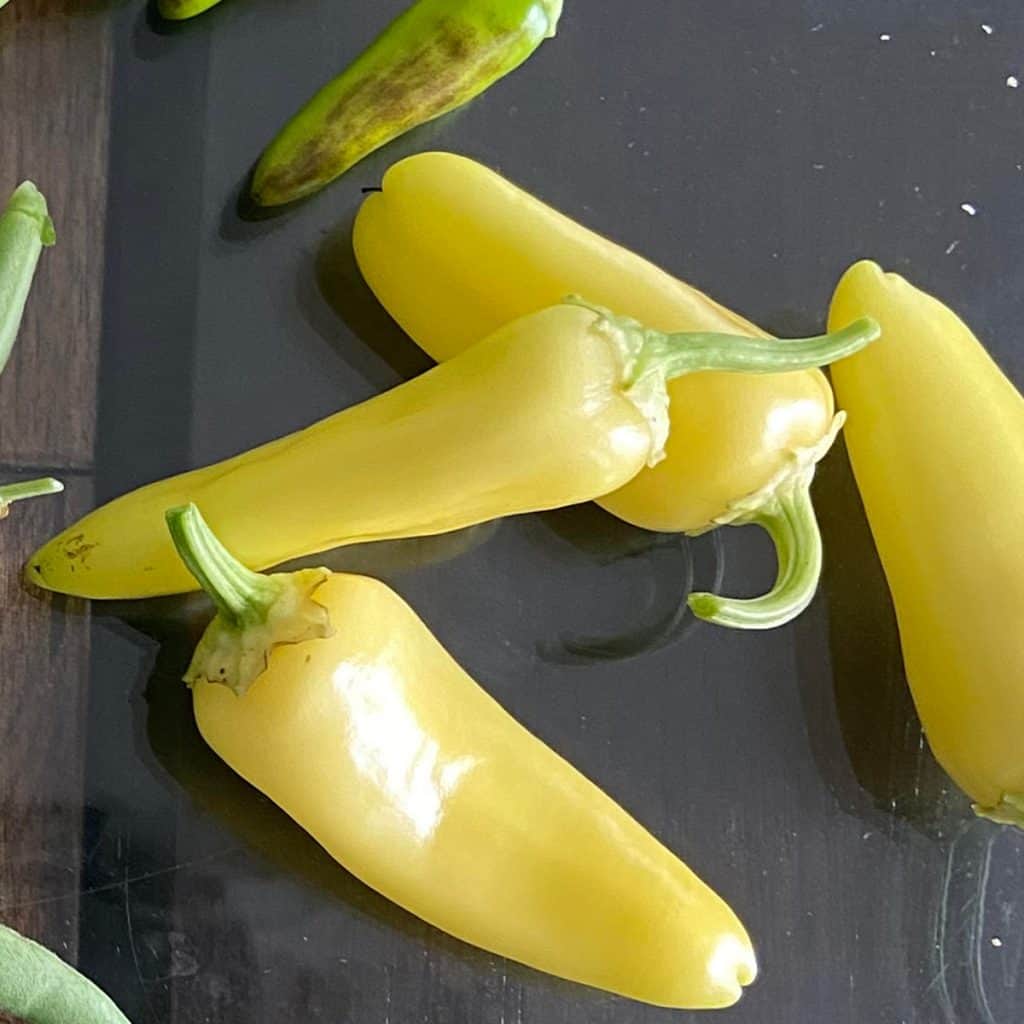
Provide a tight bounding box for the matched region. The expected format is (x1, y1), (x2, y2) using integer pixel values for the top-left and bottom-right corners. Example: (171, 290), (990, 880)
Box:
(28, 303), (872, 601)
(829, 262), (1024, 827)
(354, 152), (857, 628)
(164, 503), (758, 1008)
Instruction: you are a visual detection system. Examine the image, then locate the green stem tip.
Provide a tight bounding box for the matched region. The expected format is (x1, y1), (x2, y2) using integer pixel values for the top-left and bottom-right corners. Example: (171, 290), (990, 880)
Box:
(636, 316), (881, 383)
(0, 477), (63, 517)
(165, 504), (282, 628)
(688, 482), (822, 630)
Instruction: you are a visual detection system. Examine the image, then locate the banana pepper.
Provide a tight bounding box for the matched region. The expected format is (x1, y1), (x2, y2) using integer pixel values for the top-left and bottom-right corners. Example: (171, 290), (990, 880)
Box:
(354, 152), (855, 628)
(163, 502), (758, 1008)
(27, 303), (872, 600)
(828, 262), (1024, 827)
(252, 0), (563, 205)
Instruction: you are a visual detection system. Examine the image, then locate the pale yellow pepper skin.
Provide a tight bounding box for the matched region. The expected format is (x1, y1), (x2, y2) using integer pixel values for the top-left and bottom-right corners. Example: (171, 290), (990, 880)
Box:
(167, 505), (758, 1009)
(354, 151), (837, 534)
(829, 262), (1024, 825)
(28, 302), (867, 603)
(28, 306), (650, 599)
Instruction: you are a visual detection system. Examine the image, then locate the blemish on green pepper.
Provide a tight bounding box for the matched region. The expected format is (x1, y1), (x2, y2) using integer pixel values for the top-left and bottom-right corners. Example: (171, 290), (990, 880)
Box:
(252, 0), (564, 205)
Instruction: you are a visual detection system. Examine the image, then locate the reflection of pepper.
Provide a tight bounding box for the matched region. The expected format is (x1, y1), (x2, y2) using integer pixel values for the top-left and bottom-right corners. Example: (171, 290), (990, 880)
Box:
(28, 303), (873, 599)
(251, 0), (563, 205)
(354, 153), (857, 628)
(0, 182), (63, 516)
(829, 262), (1024, 828)
(165, 503), (758, 1008)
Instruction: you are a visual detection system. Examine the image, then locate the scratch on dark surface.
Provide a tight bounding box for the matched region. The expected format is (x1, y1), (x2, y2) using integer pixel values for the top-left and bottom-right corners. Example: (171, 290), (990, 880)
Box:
(124, 838), (159, 1024)
(968, 832), (999, 1024)
(929, 826), (961, 1024)
(0, 847), (240, 912)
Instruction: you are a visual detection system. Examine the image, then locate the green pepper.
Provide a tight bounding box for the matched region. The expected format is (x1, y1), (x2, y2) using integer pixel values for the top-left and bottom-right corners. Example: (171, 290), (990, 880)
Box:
(0, 924), (131, 1024)
(0, 181), (63, 516)
(251, 0), (564, 206)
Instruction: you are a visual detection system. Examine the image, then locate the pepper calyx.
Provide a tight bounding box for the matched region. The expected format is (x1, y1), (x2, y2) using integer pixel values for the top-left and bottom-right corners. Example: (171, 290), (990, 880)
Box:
(166, 504), (334, 697)
(974, 793), (1024, 830)
(568, 297), (674, 467)
(693, 413), (845, 535)
(186, 566), (332, 696)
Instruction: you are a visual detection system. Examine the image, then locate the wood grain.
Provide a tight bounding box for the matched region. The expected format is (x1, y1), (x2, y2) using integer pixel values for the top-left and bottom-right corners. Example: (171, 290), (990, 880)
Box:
(0, 0), (111, 470)
(0, 480), (92, 1020)
(0, 1), (110, 1015)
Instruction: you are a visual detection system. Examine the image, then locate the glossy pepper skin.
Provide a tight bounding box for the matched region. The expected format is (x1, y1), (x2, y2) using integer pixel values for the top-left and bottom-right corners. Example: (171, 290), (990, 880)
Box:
(28, 303), (871, 600)
(251, 0), (563, 206)
(829, 262), (1024, 827)
(165, 504), (758, 1009)
(354, 152), (859, 627)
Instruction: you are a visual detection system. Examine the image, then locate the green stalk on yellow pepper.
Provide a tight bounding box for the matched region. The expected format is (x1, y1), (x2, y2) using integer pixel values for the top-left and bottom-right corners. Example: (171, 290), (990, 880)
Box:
(164, 502), (758, 1009)
(252, 0), (563, 205)
(353, 152), (856, 629)
(0, 181), (63, 516)
(829, 262), (1024, 827)
(27, 303), (875, 601)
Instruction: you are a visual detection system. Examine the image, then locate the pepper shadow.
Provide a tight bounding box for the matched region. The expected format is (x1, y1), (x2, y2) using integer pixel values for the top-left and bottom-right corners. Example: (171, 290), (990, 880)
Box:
(799, 434), (954, 835)
(520, 504), (724, 664)
(309, 212), (434, 382)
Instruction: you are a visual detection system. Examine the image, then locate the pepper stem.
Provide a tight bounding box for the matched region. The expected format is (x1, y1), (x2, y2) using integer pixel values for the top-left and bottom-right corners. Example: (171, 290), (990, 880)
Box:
(688, 482), (821, 630)
(165, 504), (333, 695)
(633, 317), (880, 383)
(0, 477), (63, 518)
(166, 504), (282, 628)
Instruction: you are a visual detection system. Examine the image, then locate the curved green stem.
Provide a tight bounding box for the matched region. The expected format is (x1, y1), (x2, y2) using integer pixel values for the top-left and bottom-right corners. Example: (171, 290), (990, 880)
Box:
(166, 504), (332, 695)
(688, 482), (822, 630)
(636, 317), (880, 383)
(165, 504), (282, 627)
(0, 477), (63, 516)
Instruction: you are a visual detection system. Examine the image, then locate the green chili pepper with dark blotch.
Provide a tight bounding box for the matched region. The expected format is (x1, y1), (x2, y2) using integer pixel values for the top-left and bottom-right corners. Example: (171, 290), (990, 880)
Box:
(251, 0), (564, 206)
(0, 181), (63, 516)
(158, 0), (224, 19)
(0, 923), (132, 1024)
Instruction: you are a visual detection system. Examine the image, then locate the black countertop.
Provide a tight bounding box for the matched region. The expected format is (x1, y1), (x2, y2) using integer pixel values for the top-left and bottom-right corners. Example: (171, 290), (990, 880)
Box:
(4, 2), (1022, 1022)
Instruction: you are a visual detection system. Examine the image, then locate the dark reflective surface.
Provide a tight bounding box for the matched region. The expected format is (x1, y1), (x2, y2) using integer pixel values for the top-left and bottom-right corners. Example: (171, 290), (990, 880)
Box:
(13, 1), (1024, 1022)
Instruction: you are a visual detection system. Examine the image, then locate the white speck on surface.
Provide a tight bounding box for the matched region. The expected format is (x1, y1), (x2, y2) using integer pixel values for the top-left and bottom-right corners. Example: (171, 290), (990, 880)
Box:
(812, 162), (825, 170)
(982, 24), (994, 36)
(961, 203), (978, 216)
(945, 240), (960, 255)
(992, 937), (1003, 947)
(880, 34), (891, 42)
(1008, 76), (1019, 88)
(811, 23), (824, 33)
(930, 50), (937, 57)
